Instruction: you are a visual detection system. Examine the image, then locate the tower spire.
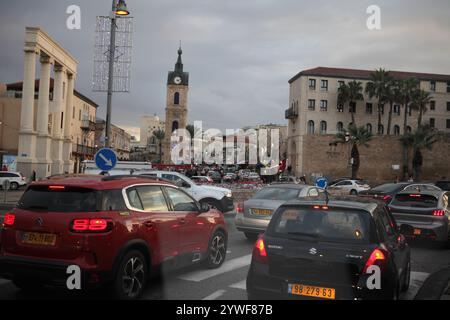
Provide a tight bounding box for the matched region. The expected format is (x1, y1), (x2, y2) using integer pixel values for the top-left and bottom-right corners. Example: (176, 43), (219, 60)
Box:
(175, 42), (183, 72)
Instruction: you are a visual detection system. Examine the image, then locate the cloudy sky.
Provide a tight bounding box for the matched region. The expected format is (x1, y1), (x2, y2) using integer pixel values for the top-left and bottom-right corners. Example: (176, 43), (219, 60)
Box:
(1, 0), (450, 140)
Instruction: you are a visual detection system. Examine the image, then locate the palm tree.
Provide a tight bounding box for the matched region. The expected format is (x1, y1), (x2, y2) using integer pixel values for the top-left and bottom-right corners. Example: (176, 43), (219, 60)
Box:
(397, 78), (419, 179)
(338, 81), (364, 125)
(400, 126), (438, 181)
(365, 69), (392, 135)
(410, 89), (432, 127)
(335, 124), (373, 179)
(152, 128), (165, 163)
(186, 124), (195, 138)
(385, 80), (401, 135)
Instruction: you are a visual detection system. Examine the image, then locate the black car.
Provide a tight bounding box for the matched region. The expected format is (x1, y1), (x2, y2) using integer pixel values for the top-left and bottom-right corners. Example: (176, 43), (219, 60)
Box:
(435, 180), (450, 191)
(359, 182), (441, 203)
(246, 198), (411, 300)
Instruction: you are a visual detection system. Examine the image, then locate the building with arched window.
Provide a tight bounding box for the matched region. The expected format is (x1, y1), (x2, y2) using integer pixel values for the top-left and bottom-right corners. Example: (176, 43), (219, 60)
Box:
(320, 121), (327, 135)
(307, 120), (315, 135)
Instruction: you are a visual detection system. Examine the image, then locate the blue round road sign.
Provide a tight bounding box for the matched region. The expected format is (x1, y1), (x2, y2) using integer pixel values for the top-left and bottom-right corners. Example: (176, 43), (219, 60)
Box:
(94, 148), (117, 171)
(315, 177), (328, 189)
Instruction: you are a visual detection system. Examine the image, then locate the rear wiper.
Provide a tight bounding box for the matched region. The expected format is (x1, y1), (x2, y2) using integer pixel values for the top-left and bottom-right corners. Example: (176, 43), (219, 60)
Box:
(287, 231), (320, 238)
(21, 205), (48, 210)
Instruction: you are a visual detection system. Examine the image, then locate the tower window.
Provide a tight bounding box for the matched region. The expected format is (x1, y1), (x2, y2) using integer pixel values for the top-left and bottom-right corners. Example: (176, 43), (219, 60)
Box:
(172, 121), (179, 133)
(174, 92), (180, 105)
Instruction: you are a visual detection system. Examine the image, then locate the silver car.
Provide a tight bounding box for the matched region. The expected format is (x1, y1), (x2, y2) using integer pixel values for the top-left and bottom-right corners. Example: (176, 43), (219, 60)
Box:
(235, 184), (327, 240)
(388, 191), (450, 245)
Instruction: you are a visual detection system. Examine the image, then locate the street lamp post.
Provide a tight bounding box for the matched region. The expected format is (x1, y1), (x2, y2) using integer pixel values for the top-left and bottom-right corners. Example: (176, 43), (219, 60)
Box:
(105, 0), (129, 148)
(345, 131), (354, 178)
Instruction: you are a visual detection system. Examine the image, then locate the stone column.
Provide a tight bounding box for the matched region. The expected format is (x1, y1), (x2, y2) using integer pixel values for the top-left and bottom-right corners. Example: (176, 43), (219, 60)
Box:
(50, 64), (65, 175)
(16, 48), (38, 179)
(35, 54), (53, 179)
(63, 73), (75, 173)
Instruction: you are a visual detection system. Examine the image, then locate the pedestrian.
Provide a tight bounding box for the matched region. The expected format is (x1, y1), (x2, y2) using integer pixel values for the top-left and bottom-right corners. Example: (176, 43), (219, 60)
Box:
(32, 170), (37, 182)
(407, 175), (414, 182)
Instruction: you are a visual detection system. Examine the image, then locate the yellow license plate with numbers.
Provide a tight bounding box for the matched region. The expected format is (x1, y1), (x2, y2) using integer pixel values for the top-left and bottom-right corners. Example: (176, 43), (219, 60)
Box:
(22, 232), (56, 246)
(289, 283), (335, 299)
(252, 208), (272, 215)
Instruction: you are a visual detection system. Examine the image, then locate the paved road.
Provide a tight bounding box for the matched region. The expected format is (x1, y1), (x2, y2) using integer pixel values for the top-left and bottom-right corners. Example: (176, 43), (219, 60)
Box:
(0, 213), (449, 300)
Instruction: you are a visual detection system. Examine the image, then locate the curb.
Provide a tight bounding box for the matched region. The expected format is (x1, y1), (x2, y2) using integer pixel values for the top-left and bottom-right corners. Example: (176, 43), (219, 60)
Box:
(415, 267), (450, 300)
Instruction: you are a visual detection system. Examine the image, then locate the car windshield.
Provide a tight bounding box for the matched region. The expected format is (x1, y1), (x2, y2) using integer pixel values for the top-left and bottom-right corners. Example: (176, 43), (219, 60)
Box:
(252, 187), (301, 201)
(391, 194), (439, 208)
(17, 186), (126, 212)
(267, 206), (370, 244)
(371, 183), (405, 192)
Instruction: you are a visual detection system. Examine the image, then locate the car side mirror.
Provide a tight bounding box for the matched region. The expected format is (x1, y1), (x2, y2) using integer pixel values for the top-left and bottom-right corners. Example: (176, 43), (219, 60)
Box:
(199, 202), (210, 213)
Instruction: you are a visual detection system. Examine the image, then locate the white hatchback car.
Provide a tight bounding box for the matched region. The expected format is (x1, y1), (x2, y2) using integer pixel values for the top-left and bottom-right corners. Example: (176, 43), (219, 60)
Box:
(328, 179), (370, 195)
(0, 172), (27, 190)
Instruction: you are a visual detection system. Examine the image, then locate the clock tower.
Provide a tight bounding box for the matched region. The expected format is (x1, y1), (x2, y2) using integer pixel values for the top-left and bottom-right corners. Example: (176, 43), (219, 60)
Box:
(163, 46), (189, 163)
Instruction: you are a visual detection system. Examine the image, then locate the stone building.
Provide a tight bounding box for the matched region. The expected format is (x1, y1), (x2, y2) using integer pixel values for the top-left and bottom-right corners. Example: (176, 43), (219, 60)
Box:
(285, 67), (450, 181)
(95, 119), (131, 160)
(139, 115), (165, 147)
(163, 47), (189, 163)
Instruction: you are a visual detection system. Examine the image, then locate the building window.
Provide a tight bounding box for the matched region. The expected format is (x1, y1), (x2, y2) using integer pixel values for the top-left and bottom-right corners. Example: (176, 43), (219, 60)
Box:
(408, 106), (412, 116)
(379, 105), (384, 115)
(366, 123), (372, 134)
(430, 101), (436, 111)
(366, 103), (373, 114)
(394, 104), (401, 115)
(172, 121), (179, 132)
(393, 125), (400, 136)
(308, 99), (315, 111)
(320, 80), (328, 91)
(79, 110), (81, 121)
(308, 79), (316, 90)
(447, 81), (450, 93)
(337, 122), (344, 133)
(73, 106), (75, 119)
(430, 118), (435, 128)
(447, 119), (450, 129)
(337, 104), (344, 113)
(320, 121), (327, 135)
(174, 92), (180, 105)
(338, 80), (345, 88)
(447, 102), (450, 111)
(349, 102), (356, 113)
(320, 100), (328, 111)
(61, 112), (64, 129)
(430, 81), (436, 92)
(378, 124), (384, 135)
(307, 120), (315, 135)
(406, 126), (412, 133)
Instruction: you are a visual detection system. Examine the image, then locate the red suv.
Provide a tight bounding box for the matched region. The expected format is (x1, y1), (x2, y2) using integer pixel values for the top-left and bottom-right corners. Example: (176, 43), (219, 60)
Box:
(0, 175), (228, 299)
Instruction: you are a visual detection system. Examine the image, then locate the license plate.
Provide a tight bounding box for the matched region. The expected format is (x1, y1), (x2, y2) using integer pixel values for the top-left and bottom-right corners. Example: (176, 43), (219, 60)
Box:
(289, 283), (335, 300)
(22, 232), (56, 246)
(252, 208), (272, 216)
(414, 228), (421, 236)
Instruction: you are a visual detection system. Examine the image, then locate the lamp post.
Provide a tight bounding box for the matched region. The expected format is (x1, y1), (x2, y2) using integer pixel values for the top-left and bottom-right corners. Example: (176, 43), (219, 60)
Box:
(105, 0), (129, 148)
(344, 131), (354, 178)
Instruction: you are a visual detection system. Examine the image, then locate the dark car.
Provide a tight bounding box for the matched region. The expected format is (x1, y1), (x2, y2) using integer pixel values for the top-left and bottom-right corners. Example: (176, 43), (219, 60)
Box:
(388, 191), (450, 245)
(246, 198), (411, 300)
(359, 182), (442, 203)
(207, 171), (222, 183)
(0, 175), (228, 299)
(435, 180), (450, 191)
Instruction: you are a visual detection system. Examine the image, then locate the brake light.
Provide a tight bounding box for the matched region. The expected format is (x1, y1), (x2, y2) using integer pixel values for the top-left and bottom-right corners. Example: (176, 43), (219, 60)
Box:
(363, 248), (386, 273)
(433, 210), (445, 216)
(3, 213), (15, 226)
(236, 202), (244, 214)
(49, 185), (65, 190)
(409, 194), (421, 198)
(312, 205), (329, 210)
(70, 218), (111, 232)
(252, 237), (268, 263)
(383, 195), (392, 202)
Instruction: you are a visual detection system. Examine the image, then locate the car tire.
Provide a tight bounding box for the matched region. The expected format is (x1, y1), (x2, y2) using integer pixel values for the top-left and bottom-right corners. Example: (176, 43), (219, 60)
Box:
(10, 182), (19, 190)
(350, 189), (358, 195)
(401, 260), (411, 292)
(204, 230), (227, 269)
(12, 278), (43, 292)
(244, 232), (258, 241)
(113, 250), (147, 300)
(200, 199), (223, 212)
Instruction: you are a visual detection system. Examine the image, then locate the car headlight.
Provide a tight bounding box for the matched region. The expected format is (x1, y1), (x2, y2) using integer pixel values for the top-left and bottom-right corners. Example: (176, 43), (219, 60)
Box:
(225, 191), (232, 198)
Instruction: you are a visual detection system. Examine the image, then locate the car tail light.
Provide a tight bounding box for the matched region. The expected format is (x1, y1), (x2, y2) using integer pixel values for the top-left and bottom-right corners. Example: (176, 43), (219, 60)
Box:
(363, 248), (386, 273)
(312, 205), (329, 210)
(252, 237), (268, 263)
(433, 210), (445, 216)
(3, 213), (15, 226)
(70, 218), (112, 232)
(236, 202), (244, 214)
(49, 185), (65, 190)
(383, 195), (392, 202)
(409, 194), (421, 198)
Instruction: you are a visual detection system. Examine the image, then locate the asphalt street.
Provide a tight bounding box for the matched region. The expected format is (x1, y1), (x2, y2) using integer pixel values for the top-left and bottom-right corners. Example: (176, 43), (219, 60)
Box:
(0, 212), (449, 300)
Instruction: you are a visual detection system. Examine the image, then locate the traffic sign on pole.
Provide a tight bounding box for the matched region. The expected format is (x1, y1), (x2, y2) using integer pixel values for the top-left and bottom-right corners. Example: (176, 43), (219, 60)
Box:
(94, 148), (118, 171)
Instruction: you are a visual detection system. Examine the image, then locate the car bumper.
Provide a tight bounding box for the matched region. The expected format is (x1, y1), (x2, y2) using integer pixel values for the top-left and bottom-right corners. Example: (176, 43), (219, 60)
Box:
(235, 215), (270, 234)
(220, 196), (235, 213)
(395, 218), (449, 242)
(0, 256), (111, 289)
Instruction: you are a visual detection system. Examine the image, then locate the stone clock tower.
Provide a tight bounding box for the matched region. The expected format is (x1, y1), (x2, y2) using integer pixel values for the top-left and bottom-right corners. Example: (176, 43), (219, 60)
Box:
(163, 46), (189, 163)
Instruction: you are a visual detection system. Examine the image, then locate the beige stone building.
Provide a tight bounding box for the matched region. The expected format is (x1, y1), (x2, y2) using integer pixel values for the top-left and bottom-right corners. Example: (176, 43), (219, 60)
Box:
(94, 119), (131, 160)
(163, 47), (189, 163)
(286, 67), (450, 178)
(139, 115), (165, 147)
(1, 80), (98, 174)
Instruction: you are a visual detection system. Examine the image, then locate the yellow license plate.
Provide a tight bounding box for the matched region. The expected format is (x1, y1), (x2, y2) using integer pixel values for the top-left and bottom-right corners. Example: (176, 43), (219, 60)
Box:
(289, 284), (335, 300)
(252, 208), (272, 216)
(414, 229), (421, 235)
(22, 232), (56, 246)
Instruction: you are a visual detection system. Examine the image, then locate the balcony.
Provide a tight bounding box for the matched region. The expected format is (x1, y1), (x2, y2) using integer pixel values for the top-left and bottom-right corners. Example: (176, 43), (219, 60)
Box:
(75, 144), (96, 156)
(285, 107), (298, 120)
(80, 119), (96, 131)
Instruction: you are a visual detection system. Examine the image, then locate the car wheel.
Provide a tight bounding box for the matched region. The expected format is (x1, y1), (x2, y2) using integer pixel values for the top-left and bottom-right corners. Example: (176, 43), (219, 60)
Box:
(350, 189), (357, 195)
(244, 232), (258, 241)
(200, 199), (222, 212)
(113, 250), (147, 300)
(401, 260), (411, 292)
(10, 182), (19, 190)
(12, 278), (43, 292)
(205, 230), (227, 269)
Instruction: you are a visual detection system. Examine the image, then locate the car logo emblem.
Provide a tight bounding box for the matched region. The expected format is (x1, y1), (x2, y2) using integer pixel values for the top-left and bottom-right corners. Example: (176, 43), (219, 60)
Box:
(309, 247), (317, 255)
(36, 217), (43, 227)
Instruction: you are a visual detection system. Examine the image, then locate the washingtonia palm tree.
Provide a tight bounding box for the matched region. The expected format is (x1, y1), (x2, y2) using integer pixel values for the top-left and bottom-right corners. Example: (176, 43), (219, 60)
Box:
(365, 69), (392, 135)
(410, 89), (432, 127)
(338, 81), (364, 126)
(385, 80), (401, 135)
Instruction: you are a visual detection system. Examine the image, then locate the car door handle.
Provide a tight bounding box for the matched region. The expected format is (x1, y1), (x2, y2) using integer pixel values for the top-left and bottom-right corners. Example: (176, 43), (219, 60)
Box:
(178, 218), (186, 224)
(144, 221), (153, 228)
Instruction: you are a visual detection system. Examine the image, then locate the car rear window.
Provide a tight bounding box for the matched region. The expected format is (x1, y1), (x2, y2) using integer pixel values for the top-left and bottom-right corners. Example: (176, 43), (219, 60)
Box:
(17, 186), (126, 212)
(391, 194), (438, 208)
(252, 187), (300, 201)
(267, 206), (371, 244)
(370, 183), (404, 193)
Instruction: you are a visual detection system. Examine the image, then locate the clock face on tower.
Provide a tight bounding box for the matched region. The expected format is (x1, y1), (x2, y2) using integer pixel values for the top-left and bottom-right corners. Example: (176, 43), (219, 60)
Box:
(174, 76), (182, 84)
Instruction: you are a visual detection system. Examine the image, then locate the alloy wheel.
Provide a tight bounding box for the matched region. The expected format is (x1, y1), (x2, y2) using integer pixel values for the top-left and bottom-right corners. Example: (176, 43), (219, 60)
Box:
(209, 234), (226, 266)
(121, 256), (145, 299)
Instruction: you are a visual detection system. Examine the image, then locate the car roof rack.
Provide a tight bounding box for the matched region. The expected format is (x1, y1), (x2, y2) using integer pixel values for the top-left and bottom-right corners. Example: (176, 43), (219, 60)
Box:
(100, 175), (172, 183)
